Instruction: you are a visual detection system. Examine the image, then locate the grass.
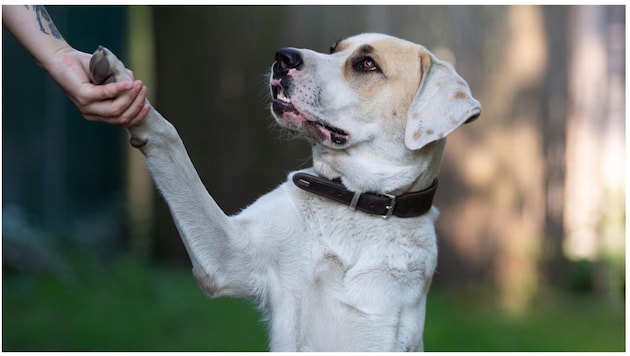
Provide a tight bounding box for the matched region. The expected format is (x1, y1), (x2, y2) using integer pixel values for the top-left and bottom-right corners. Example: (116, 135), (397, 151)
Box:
(3, 256), (625, 351)
(425, 288), (625, 351)
(3, 258), (268, 351)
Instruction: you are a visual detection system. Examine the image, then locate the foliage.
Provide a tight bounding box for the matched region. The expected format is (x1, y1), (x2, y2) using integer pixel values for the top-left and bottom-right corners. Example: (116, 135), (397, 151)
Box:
(3, 257), (624, 351)
(425, 288), (625, 351)
(3, 257), (268, 351)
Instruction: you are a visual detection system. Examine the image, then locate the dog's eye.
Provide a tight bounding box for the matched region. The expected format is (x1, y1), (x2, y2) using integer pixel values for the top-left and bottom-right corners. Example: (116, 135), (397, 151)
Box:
(354, 57), (380, 72)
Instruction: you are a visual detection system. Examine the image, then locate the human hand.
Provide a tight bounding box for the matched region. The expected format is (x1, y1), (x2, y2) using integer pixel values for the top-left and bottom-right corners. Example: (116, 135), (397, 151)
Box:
(45, 48), (150, 127)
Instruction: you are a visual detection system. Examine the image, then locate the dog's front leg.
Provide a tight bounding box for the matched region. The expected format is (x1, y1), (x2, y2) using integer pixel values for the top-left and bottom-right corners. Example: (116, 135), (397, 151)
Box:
(89, 47), (260, 299)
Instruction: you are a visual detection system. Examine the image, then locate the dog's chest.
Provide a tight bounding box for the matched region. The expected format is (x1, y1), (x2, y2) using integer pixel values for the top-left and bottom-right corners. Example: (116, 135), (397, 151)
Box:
(305, 194), (434, 266)
(306, 207), (433, 300)
(290, 195), (436, 350)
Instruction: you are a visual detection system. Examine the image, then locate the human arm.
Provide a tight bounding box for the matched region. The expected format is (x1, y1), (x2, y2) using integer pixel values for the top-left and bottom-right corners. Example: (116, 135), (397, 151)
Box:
(2, 5), (149, 126)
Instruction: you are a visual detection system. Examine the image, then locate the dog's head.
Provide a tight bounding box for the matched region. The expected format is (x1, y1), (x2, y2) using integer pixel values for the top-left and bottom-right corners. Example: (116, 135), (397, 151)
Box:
(270, 33), (481, 192)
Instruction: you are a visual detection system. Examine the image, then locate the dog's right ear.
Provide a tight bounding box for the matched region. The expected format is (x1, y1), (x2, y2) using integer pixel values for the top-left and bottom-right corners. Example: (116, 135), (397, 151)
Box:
(405, 49), (481, 150)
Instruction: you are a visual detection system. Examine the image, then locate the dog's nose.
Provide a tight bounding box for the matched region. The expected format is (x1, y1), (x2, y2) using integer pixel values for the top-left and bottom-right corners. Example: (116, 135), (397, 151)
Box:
(274, 48), (303, 73)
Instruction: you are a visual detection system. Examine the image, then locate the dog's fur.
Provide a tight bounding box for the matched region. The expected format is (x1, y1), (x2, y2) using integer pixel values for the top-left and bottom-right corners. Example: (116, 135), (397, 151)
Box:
(90, 33), (480, 352)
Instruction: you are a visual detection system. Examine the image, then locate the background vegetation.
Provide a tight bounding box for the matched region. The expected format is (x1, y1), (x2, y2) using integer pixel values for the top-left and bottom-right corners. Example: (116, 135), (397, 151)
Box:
(3, 255), (624, 351)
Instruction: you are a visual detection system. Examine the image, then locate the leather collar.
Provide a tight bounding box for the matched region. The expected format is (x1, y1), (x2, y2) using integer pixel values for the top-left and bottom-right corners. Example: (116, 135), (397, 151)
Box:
(292, 172), (438, 219)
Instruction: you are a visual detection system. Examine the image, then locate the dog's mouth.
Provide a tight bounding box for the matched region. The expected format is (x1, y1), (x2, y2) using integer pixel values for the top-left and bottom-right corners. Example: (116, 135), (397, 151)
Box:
(271, 83), (349, 146)
(271, 83), (293, 111)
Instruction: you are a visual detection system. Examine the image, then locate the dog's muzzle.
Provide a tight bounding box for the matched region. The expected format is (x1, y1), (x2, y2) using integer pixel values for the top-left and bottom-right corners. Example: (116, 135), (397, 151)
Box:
(270, 48), (350, 146)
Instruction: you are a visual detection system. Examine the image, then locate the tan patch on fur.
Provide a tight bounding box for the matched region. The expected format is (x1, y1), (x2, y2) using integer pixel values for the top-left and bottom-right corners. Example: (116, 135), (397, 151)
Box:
(342, 38), (424, 112)
(333, 39), (350, 54)
(420, 52), (432, 86)
(454, 91), (467, 99)
(334, 35), (440, 141)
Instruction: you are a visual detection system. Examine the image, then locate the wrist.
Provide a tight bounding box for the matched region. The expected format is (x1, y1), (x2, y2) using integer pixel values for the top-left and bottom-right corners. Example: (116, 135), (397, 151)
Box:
(37, 41), (74, 71)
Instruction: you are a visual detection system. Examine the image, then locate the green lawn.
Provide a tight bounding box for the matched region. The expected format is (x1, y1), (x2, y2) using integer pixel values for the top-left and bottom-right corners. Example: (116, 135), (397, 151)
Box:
(3, 257), (625, 351)
(425, 288), (625, 351)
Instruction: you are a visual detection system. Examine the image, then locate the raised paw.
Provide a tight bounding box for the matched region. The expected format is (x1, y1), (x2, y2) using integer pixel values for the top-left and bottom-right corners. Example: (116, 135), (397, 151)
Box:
(89, 45), (132, 85)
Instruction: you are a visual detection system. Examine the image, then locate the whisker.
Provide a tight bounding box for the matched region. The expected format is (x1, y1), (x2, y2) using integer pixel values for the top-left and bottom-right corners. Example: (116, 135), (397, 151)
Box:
(256, 71), (273, 106)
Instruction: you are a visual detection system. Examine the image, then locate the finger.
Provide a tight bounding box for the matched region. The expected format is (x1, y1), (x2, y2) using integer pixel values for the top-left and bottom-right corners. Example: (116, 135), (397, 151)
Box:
(78, 82), (141, 119)
(127, 88), (151, 125)
(101, 81), (144, 118)
(117, 85), (149, 126)
(125, 87), (151, 127)
(109, 85), (147, 127)
(133, 102), (151, 125)
(123, 103), (151, 128)
(70, 81), (128, 109)
(95, 80), (136, 100)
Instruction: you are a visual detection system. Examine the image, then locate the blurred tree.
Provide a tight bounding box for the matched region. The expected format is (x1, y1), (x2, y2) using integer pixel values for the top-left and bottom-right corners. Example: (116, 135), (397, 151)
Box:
(439, 5), (549, 314)
(540, 5), (569, 290)
(125, 5), (157, 254)
(564, 6), (625, 300)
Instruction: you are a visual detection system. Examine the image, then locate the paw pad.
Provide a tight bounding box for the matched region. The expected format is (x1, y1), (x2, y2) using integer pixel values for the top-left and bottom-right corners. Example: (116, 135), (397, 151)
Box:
(89, 45), (117, 85)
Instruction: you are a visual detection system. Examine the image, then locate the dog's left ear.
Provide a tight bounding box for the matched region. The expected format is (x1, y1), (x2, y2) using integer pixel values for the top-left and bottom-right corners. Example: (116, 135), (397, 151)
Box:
(405, 50), (481, 150)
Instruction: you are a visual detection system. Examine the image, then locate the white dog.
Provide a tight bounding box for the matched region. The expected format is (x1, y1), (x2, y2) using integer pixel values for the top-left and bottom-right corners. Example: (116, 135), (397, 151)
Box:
(89, 33), (480, 352)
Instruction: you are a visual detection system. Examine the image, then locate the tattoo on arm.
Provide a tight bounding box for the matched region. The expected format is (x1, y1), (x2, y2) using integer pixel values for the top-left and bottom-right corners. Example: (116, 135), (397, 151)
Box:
(24, 5), (64, 40)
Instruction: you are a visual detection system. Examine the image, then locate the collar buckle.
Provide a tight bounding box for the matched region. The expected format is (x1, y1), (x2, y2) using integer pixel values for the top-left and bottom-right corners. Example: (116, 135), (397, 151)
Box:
(381, 193), (397, 219)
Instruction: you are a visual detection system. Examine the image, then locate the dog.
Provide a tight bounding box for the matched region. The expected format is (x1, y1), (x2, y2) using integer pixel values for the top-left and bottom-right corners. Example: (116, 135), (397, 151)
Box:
(89, 33), (480, 352)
